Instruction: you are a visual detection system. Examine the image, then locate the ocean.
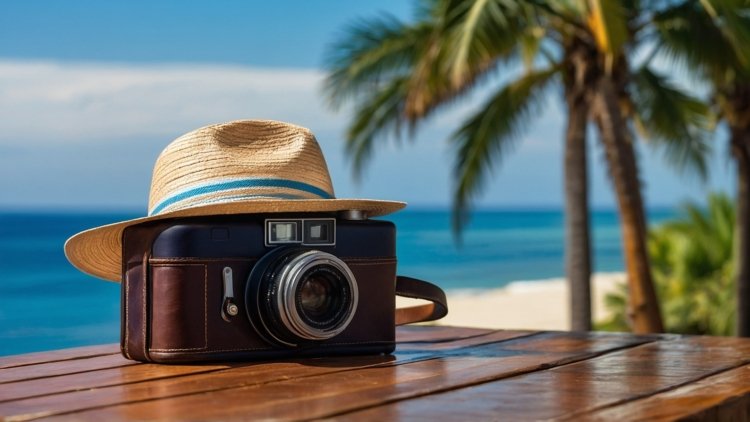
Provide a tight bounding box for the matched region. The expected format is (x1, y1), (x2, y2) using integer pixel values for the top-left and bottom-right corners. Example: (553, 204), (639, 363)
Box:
(0, 208), (675, 356)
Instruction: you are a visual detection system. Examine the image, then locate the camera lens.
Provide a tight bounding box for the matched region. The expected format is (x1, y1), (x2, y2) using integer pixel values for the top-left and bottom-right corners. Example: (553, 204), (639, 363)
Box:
(297, 267), (347, 326)
(246, 248), (358, 346)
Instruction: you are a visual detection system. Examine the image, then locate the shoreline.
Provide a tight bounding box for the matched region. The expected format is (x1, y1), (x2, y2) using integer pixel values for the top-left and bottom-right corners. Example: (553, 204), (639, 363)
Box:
(397, 272), (626, 331)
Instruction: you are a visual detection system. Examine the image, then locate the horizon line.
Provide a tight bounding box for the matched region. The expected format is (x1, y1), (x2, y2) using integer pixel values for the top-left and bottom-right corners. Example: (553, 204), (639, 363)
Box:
(0, 203), (683, 215)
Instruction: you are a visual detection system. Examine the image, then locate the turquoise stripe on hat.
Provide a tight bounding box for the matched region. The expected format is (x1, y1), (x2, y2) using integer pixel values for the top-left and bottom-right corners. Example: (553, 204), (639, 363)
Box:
(149, 178), (333, 216)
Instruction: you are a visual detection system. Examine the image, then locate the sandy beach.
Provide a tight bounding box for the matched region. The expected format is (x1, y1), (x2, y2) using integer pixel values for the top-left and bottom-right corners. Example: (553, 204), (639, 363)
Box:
(398, 272), (626, 331)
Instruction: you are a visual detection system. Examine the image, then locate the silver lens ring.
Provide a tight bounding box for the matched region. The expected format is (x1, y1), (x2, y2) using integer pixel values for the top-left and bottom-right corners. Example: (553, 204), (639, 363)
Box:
(276, 250), (358, 341)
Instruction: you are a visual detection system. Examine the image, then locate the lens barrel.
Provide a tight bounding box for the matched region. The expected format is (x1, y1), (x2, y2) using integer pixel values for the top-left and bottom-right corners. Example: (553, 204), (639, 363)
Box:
(246, 248), (358, 346)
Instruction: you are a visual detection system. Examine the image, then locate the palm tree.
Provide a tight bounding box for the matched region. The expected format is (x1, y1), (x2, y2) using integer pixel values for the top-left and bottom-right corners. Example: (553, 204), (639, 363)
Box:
(724, 82), (750, 336)
(324, 0), (710, 333)
(650, 0), (750, 336)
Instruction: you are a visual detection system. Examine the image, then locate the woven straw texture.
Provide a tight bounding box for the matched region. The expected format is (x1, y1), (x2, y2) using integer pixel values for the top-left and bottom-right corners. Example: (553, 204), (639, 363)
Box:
(65, 119), (405, 282)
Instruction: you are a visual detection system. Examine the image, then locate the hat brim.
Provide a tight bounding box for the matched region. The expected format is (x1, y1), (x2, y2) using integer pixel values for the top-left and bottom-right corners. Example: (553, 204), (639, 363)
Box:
(65, 198), (405, 282)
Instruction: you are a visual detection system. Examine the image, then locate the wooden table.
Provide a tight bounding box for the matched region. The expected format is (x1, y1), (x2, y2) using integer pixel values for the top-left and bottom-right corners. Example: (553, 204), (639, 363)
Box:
(1, 326), (749, 421)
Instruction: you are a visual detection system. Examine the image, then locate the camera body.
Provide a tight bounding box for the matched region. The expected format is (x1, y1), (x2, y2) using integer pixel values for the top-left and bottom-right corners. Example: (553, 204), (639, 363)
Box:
(120, 213), (397, 363)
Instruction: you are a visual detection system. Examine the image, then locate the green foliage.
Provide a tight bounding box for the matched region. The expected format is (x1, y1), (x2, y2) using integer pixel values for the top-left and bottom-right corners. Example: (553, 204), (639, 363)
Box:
(651, 1), (743, 78)
(325, 16), (432, 109)
(451, 66), (558, 232)
(631, 66), (712, 178)
(324, 0), (713, 237)
(598, 193), (737, 335)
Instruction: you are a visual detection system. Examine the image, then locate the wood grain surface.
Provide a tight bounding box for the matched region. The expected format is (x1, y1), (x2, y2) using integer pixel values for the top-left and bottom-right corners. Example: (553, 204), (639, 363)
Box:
(0, 326), (747, 421)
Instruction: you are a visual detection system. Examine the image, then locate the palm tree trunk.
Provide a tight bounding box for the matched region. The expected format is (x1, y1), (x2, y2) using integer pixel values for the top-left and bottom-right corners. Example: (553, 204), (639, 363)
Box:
(564, 94), (592, 331)
(731, 128), (750, 337)
(591, 77), (664, 333)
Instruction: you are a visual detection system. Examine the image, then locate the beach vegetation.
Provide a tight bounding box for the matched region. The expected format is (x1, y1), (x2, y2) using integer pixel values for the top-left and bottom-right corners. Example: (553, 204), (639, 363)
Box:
(324, 0), (715, 333)
(598, 193), (736, 336)
(650, 1), (750, 336)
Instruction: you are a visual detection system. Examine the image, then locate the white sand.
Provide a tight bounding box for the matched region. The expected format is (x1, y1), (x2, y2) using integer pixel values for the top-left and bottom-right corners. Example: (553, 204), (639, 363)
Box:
(397, 272), (626, 331)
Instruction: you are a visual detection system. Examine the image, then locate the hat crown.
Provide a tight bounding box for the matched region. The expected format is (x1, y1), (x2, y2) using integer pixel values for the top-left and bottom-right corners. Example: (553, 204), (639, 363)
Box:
(147, 120), (336, 216)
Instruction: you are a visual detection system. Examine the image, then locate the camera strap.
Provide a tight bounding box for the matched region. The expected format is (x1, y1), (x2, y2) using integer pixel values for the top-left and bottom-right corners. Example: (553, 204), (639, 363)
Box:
(394, 276), (448, 325)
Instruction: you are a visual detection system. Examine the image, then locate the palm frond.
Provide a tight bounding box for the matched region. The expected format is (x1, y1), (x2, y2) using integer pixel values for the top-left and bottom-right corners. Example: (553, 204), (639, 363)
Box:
(680, 201), (712, 236)
(676, 193), (735, 271)
(700, 0), (750, 67)
(520, 26), (547, 71)
(344, 76), (410, 179)
(324, 15), (433, 109)
(631, 66), (712, 178)
(651, 1), (743, 78)
(326, 1), (542, 182)
(585, 0), (629, 56)
(402, 0), (542, 120)
(450, 66), (559, 234)
(528, 0), (586, 25)
(448, 0), (525, 85)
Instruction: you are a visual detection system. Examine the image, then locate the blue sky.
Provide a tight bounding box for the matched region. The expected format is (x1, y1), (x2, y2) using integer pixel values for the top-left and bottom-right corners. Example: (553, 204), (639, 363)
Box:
(0, 1), (735, 211)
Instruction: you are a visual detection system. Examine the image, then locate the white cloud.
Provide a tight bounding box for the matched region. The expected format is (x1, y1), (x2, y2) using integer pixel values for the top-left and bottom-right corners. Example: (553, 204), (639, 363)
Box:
(0, 60), (340, 144)
(0, 59), (727, 209)
(0, 59), (566, 146)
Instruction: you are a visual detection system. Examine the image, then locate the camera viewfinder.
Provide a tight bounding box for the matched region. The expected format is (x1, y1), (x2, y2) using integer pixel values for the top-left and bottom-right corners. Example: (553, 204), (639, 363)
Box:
(303, 220), (335, 245)
(268, 221), (299, 244)
(266, 218), (336, 246)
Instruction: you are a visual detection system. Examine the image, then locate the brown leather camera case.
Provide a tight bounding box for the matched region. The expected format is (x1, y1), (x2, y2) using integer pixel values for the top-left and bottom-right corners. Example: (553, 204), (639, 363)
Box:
(120, 217), (447, 363)
(122, 221), (404, 363)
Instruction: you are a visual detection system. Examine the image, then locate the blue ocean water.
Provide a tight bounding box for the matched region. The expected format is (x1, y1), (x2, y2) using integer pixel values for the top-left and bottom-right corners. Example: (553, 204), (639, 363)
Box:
(0, 208), (674, 356)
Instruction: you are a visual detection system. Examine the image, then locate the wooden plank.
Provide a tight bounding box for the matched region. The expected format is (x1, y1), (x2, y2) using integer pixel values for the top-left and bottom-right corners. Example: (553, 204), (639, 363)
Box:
(2, 355), (397, 421)
(339, 336), (750, 421)
(582, 364), (750, 421)
(0, 363), (229, 403)
(0, 325), (486, 372)
(0, 330), (535, 420)
(395, 325), (492, 343)
(0, 354), (134, 384)
(40, 332), (649, 421)
(397, 329), (539, 352)
(0, 345), (120, 370)
(0, 329), (529, 404)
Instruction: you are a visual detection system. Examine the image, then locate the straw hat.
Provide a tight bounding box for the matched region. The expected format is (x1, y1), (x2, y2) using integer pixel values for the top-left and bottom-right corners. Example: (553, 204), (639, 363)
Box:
(65, 119), (405, 282)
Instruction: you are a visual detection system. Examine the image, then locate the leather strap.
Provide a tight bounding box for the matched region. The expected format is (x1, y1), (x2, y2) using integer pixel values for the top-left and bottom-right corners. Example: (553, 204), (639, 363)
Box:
(395, 276), (448, 325)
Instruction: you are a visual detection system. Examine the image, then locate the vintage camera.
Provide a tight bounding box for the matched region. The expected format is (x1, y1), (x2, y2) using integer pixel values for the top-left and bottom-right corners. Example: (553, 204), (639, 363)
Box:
(120, 213), (398, 363)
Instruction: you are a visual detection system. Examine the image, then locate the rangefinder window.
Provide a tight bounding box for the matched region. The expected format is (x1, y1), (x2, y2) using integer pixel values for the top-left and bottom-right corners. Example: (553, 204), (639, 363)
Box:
(265, 218), (336, 247)
(267, 221), (300, 244)
(303, 219), (335, 245)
